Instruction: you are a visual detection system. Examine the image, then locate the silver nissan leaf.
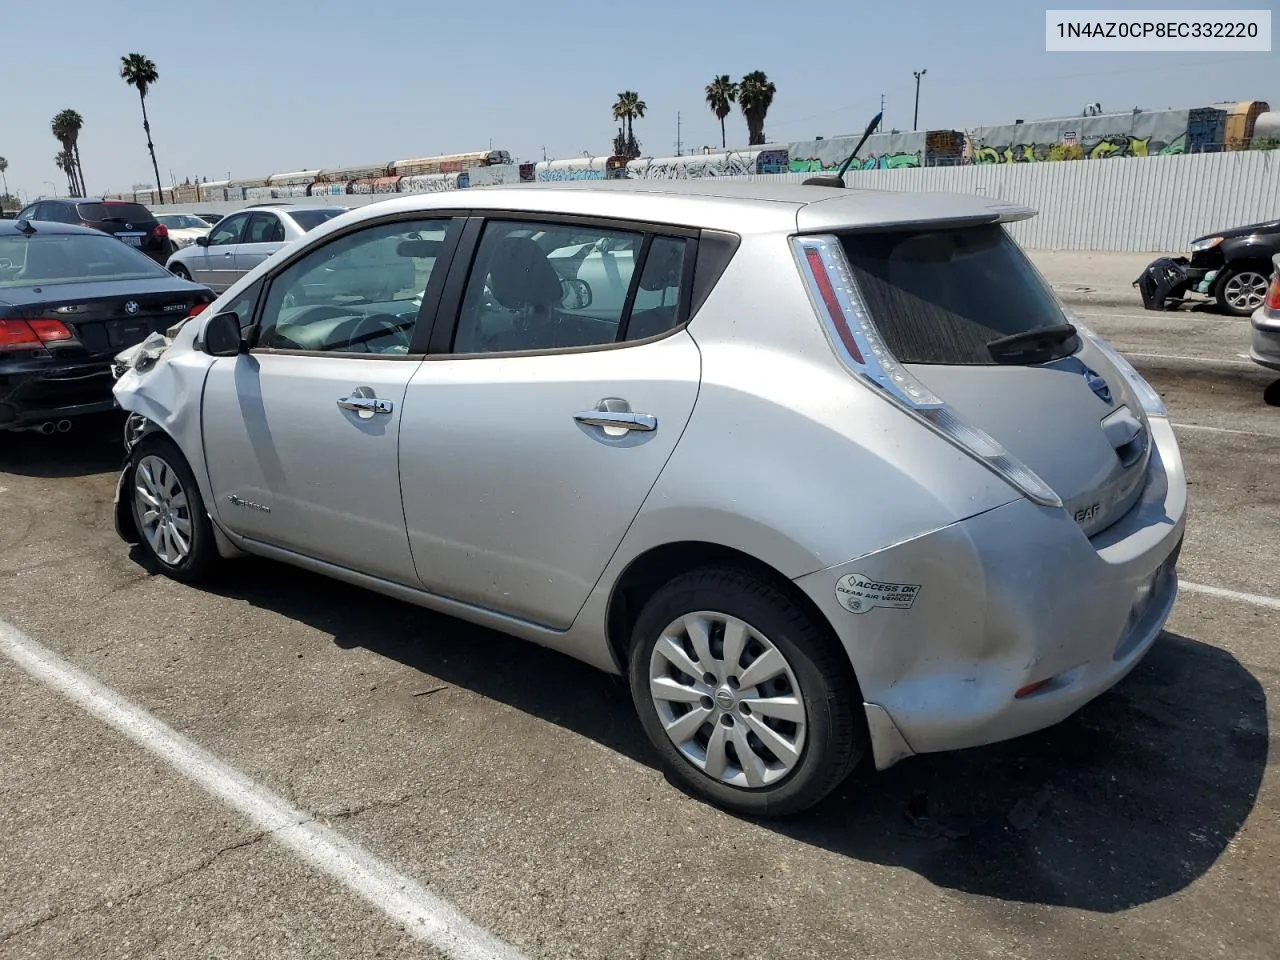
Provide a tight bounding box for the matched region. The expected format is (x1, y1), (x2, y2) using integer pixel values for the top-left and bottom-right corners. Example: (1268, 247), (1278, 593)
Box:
(111, 180), (1186, 817)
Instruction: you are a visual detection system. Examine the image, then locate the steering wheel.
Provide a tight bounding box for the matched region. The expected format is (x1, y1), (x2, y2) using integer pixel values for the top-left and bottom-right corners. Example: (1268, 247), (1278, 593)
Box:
(339, 312), (412, 354)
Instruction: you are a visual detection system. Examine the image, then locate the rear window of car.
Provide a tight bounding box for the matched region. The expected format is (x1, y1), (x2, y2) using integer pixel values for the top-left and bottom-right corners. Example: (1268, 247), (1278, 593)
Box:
(287, 209), (347, 232)
(0, 234), (170, 287)
(838, 224), (1074, 365)
(76, 202), (154, 223)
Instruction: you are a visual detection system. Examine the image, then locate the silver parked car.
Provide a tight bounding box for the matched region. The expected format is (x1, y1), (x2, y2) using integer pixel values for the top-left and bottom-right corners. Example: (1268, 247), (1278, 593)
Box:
(111, 181), (1187, 817)
(165, 203), (348, 291)
(1249, 253), (1280, 371)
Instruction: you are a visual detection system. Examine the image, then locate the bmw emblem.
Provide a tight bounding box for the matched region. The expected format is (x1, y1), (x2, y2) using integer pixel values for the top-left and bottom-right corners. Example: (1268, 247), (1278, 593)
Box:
(124, 301), (140, 315)
(1084, 367), (1112, 404)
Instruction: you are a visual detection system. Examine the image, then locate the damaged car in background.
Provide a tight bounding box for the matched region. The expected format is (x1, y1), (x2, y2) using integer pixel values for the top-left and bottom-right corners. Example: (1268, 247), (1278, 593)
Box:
(110, 181), (1186, 818)
(1136, 215), (1280, 316)
(1, 218), (213, 434)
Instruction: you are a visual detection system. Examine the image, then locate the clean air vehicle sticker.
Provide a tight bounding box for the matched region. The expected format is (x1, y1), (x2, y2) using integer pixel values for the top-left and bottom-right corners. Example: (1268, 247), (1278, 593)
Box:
(835, 573), (922, 614)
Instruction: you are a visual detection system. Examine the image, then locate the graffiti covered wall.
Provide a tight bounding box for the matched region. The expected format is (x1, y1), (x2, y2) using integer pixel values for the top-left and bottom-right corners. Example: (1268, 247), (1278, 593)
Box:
(787, 132), (926, 172)
(967, 108), (1226, 163)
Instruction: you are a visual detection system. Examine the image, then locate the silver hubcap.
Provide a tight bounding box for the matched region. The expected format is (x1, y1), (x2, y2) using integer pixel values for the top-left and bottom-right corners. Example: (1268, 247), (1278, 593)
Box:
(1224, 271), (1268, 311)
(134, 455), (193, 566)
(648, 611), (807, 789)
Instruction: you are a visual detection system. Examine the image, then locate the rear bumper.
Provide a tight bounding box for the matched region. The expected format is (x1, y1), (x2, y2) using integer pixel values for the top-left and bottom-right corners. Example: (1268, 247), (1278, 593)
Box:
(794, 417), (1187, 769)
(1250, 308), (1280, 371)
(0, 361), (119, 429)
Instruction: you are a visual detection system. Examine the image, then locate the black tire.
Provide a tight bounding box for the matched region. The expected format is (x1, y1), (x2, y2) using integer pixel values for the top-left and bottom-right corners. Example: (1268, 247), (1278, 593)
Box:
(628, 566), (865, 818)
(170, 264), (192, 281)
(127, 433), (218, 584)
(1214, 265), (1271, 317)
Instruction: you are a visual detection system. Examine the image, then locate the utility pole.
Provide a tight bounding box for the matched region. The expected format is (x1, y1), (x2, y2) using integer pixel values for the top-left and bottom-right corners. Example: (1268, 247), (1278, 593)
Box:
(913, 69), (927, 131)
(675, 111), (683, 156)
(880, 93), (886, 129)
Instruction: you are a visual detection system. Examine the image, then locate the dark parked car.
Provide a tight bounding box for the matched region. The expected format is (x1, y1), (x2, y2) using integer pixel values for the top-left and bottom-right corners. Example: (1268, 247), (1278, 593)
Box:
(1187, 217), (1280, 317)
(14, 198), (173, 265)
(0, 220), (213, 433)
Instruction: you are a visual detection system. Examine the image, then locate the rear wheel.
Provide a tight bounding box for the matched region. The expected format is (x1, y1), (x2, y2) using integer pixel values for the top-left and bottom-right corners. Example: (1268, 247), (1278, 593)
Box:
(170, 263), (192, 281)
(628, 567), (864, 817)
(128, 435), (218, 583)
(1215, 265), (1270, 317)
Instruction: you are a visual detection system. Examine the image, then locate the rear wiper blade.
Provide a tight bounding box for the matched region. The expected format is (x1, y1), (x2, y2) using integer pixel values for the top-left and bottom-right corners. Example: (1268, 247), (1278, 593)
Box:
(986, 323), (1078, 364)
(99, 217), (126, 223)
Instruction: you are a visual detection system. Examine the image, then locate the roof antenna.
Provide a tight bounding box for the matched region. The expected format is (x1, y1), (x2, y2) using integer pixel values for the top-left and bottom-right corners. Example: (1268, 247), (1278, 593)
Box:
(803, 111), (883, 188)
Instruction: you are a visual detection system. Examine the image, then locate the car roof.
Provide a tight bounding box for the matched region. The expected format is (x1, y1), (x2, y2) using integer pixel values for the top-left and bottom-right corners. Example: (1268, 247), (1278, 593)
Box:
(0, 219), (104, 237)
(349, 179), (1037, 235)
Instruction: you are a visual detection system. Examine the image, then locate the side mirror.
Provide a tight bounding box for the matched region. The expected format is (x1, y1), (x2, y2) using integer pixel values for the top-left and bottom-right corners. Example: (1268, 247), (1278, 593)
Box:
(203, 312), (245, 357)
(561, 278), (593, 310)
(195, 236), (210, 247)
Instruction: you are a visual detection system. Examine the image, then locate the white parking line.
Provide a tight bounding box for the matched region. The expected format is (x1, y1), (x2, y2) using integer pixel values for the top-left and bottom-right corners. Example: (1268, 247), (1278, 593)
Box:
(1072, 309), (1250, 325)
(0, 621), (527, 960)
(1172, 422), (1280, 439)
(1122, 351), (1256, 367)
(1182, 581), (1280, 611)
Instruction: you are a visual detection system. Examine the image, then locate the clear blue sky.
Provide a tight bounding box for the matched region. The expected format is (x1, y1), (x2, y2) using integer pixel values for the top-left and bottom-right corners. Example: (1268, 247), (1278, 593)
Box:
(2, 0), (1274, 200)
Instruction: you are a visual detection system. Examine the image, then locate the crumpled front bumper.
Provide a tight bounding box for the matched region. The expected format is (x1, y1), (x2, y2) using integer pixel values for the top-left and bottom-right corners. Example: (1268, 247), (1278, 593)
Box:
(794, 417), (1187, 770)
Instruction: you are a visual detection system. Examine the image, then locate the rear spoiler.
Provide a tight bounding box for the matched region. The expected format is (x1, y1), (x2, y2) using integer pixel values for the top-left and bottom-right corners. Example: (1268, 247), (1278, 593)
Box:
(796, 193), (1037, 234)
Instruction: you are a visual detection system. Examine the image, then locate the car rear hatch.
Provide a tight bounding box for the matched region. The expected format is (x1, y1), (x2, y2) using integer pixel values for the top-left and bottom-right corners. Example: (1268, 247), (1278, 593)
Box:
(796, 216), (1152, 539)
(15, 278), (207, 359)
(77, 201), (168, 257)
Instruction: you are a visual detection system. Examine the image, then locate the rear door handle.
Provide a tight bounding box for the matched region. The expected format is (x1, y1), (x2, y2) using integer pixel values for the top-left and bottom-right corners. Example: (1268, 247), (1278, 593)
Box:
(573, 411), (657, 432)
(574, 399), (656, 433)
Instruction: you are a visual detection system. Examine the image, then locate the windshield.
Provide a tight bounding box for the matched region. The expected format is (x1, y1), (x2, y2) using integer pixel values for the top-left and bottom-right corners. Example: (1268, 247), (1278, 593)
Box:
(0, 233), (171, 287)
(288, 208), (347, 232)
(157, 214), (209, 230)
(76, 201), (154, 223)
(838, 224), (1074, 366)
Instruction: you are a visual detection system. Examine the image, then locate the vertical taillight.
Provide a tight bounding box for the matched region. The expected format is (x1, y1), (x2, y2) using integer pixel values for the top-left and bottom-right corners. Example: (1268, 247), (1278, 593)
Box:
(1266, 272), (1280, 311)
(153, 223), (169, 239)
(792, 235), (1062, 508)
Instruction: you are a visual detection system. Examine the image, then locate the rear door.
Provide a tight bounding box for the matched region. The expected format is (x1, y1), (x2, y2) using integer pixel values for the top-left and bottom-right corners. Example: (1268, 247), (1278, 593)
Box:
(233, 212), (285, 277)
(399, 216), (701, 629)
(834, 223), (1151, 537)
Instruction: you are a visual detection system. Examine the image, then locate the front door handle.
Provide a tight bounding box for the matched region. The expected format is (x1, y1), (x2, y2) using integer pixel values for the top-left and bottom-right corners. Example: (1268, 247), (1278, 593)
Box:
(338, 387), (393, 419)
(573, 398), (656, 433)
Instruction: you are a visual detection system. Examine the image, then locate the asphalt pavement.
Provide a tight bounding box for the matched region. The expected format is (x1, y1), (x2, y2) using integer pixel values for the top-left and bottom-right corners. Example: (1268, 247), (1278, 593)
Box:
(0, 296), (1277, 960)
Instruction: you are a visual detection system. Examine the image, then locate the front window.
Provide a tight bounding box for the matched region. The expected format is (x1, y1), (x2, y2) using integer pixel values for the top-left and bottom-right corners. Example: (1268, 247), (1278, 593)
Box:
(207, 214), (248, 246)
(255, 218), (452, 354)
(0, 233), (170, 287)
(838, 224), (1074, 365)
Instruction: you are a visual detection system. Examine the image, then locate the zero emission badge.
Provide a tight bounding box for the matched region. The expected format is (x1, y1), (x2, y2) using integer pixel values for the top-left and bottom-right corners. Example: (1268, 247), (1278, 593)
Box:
(835, 573), (922, 614)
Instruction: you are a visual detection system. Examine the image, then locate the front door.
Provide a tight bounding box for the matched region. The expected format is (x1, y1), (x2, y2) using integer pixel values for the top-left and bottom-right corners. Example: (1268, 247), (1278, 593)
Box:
(200, 215), (460, 584)
(400, 218), (701, 628)
(194, 211), (249, 289)
(234, 211), (286, 277)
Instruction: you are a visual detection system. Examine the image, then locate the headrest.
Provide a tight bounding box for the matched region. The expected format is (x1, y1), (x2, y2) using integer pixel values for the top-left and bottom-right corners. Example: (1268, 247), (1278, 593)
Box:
(488, 236), (563, 310)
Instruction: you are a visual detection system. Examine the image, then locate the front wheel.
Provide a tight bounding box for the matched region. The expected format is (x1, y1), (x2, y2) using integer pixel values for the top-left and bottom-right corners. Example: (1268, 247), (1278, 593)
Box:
(170, 263), (192, 281)
(128, 435), (218, 583)
(628, 567), (864, 817)
(1215, 265), (1270, 317)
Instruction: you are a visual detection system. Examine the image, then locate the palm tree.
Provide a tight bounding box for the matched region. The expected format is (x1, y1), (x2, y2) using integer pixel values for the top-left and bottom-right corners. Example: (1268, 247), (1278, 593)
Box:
(54, 151), (78, 196)
(738, 71), (777, 146)
(0, 156), (9, 205)
(611, 91), (647, 158)
(705, 75), (738, 149)
(51, 109), (86, 196)
(120, 53), (165, 204)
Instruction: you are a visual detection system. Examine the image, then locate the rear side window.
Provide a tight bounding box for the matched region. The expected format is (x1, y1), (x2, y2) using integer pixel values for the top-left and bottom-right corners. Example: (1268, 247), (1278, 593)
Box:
(287, 208), (347, 232)
(838, 224), (1072, 365)
(77, 202), (154, 223)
